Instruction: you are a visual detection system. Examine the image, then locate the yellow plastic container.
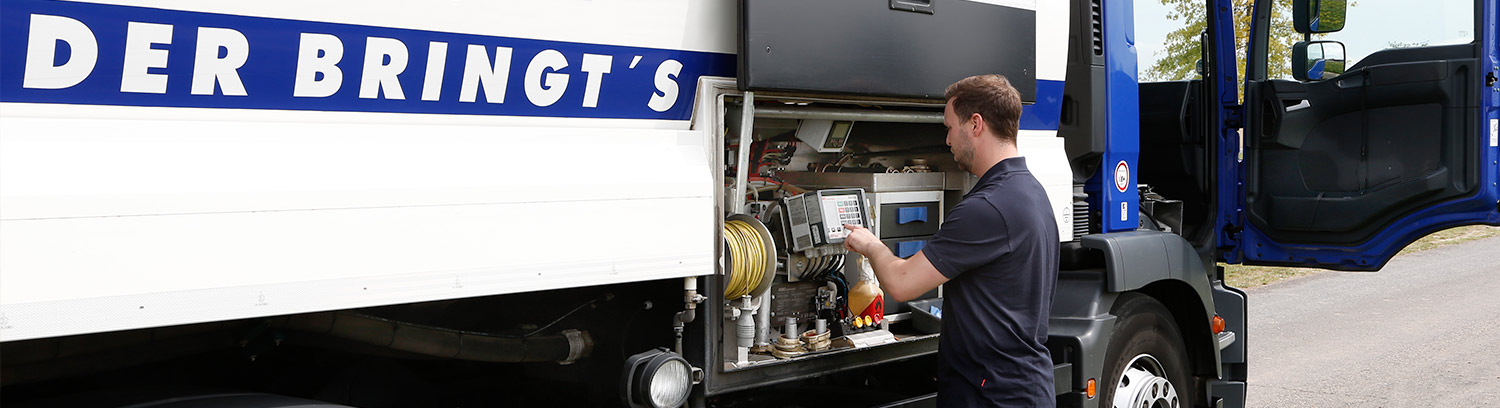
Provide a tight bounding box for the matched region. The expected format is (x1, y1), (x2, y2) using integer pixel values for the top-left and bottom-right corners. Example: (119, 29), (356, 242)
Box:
(849, 278), (885, 323)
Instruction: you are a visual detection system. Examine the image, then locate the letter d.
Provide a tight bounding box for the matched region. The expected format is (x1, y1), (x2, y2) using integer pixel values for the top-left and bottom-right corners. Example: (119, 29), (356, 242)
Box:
(23, 14), (99, 89)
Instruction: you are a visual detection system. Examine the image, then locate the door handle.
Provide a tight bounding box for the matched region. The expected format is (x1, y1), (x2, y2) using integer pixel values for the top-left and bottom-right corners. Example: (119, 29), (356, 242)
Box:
(890, 0), (934, 14)
(1285, 100), (1311, 112)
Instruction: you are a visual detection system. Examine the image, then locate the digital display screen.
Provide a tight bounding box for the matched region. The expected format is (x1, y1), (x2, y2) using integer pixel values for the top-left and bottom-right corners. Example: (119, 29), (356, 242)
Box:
(824, 121), (853, 150)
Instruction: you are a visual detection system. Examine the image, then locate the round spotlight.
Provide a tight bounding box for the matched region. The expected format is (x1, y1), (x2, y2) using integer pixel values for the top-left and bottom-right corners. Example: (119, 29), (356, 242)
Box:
(622, 348), (697, 408)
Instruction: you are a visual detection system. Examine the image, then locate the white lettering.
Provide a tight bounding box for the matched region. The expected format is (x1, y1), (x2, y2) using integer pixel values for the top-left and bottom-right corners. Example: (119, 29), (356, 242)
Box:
(293, 33), (344, 98)
(580, 53), (612, 108)
(421, 41), (448, 101)
(647, 59), (682, 113)
(191, 27), (249, 96)
(525, 49), (569, 107)
(359, 37), (408, 100)
(22, 14), (98, 90)
(120, 22), (172, 94)
(460, 45), (512, 103)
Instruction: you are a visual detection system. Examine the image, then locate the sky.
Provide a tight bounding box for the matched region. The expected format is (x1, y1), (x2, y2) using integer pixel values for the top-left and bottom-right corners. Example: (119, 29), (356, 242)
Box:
(1134, 0), (1476, 81)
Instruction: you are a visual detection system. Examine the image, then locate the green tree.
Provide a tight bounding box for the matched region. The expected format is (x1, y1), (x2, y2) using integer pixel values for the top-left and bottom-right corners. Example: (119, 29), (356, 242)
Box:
(1140, 0), (1306, 97)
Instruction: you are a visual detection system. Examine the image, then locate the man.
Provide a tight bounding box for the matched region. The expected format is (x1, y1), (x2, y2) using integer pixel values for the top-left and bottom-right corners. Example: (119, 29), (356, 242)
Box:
(842, 74), (1059, 406)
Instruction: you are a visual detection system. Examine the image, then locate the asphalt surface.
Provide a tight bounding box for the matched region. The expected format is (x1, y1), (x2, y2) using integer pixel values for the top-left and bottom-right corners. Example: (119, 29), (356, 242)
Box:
(1245, 235), (1500, 407)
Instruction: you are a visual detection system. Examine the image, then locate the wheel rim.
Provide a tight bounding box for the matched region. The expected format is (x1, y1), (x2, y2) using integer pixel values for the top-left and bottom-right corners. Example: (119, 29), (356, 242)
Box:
(1112, 353), (1180, 408)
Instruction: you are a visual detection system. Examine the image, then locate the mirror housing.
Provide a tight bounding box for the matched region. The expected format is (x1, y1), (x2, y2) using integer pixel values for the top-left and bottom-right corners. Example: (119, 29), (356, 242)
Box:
(1293, 0), (1347, 34)
(1292, 41), (1347, 81)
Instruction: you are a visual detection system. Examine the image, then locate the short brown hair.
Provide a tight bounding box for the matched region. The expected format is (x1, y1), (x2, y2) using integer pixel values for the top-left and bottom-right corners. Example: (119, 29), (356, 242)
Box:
(944, 75), (1022, 145)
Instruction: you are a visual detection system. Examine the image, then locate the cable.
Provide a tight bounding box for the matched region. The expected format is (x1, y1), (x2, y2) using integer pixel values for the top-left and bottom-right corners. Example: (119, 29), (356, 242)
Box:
(509, 295), (609, 338)
(827, 271), (849, 318)
(724, 219), (769, 299)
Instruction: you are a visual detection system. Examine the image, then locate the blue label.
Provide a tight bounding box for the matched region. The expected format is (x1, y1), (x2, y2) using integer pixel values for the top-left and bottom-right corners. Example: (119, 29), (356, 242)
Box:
(0, 0), (736, 120)
(895, 240), (926, 258)
(896, 206), (928, 224)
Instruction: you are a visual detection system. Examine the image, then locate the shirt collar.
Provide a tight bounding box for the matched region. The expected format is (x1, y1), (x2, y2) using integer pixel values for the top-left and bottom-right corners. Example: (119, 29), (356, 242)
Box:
(977, 156), (1027, 185)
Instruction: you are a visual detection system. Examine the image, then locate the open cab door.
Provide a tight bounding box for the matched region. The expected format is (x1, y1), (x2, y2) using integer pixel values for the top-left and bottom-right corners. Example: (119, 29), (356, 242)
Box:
(1236, 0), (1500, 270)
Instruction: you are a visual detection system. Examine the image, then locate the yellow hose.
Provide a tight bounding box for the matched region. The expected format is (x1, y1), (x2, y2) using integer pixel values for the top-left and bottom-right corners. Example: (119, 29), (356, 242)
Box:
(724, 219), (767, 299)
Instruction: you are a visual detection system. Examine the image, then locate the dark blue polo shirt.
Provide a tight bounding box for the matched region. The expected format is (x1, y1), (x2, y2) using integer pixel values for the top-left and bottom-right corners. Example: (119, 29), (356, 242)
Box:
(921, 157), (1059, 407)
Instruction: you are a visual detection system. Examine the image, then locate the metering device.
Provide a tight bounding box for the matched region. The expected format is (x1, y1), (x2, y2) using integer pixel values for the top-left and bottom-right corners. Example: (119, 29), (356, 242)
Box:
(783, 188), (871, 252)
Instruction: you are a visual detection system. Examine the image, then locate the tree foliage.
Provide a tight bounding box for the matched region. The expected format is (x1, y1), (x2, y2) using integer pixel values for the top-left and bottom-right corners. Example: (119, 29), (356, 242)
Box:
(1141, 0), (1305, 96)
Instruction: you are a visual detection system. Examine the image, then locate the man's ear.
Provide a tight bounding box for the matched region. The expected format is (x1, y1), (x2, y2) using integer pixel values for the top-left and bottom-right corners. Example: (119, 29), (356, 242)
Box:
(969, 113), (985, 135)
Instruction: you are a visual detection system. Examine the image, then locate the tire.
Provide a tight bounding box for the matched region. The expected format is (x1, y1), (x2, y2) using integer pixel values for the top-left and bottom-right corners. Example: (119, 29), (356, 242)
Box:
(1098, 294), (1195, 408)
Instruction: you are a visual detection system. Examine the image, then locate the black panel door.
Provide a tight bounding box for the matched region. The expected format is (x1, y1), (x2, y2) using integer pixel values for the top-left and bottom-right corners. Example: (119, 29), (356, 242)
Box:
(740, 0), (1036, 101)
(1246, 44), (1484, 245)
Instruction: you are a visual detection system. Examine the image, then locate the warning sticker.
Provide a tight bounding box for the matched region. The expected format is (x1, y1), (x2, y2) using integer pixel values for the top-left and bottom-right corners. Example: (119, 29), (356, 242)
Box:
(1114, 161), (1130, 192)
(1490, 118), (1497, 147)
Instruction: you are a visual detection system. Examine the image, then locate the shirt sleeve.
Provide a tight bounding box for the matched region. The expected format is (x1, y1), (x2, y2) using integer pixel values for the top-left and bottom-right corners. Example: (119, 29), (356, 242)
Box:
(920, 198), (1012, 279)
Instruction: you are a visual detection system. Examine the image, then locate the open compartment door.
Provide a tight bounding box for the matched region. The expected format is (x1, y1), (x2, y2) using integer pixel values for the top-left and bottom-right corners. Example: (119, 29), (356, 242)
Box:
(739, 0), (1037, 102)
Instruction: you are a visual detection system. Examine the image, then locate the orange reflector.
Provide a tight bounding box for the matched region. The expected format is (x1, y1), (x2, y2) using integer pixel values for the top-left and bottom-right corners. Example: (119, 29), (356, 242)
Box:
(1212, 315), (1226, 334)
(1086, 378), (1097, 399)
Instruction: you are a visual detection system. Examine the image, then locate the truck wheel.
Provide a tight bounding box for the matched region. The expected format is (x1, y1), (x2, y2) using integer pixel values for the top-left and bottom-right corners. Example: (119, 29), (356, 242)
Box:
(1098, 294), (1194, 408)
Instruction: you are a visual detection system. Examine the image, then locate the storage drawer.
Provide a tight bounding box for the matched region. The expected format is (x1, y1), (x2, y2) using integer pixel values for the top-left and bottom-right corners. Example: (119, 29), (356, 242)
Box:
(882, 235), (932, 259)
(882, 234), (939, 315)
(878, 202), (940, 238)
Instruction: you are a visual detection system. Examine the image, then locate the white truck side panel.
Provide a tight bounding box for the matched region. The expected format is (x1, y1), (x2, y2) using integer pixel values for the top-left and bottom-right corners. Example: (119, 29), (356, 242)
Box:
(0, 0), (731, 341)
(1035, 0), (1068, 81)
(1017, 130), (1076, 242)
(0, 114), (715, 341)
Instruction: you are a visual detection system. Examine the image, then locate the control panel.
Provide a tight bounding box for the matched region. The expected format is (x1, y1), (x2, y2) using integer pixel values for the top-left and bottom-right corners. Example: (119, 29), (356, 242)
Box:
(784, 188), (870, 252)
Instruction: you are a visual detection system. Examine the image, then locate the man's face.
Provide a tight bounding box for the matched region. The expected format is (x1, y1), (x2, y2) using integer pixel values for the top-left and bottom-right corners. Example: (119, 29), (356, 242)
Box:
(944, 100), (976, 173)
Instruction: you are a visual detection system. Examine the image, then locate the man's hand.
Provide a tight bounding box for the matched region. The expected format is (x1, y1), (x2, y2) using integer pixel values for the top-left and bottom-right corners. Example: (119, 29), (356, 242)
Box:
(842, 224), (886, 257)
(842, 223), (948, 302)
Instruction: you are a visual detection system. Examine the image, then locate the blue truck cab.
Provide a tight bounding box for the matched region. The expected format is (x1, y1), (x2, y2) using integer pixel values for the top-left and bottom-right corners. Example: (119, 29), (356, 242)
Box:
(1064, 0), (1500, 406)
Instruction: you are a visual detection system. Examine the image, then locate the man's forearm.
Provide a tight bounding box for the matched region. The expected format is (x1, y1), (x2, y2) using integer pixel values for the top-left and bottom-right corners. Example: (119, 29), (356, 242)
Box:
(864, 246), (915, 302)
(842, 224), (945, 302)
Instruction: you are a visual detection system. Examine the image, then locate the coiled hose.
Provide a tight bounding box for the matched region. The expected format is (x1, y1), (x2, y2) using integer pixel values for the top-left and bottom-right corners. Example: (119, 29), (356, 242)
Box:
(723, 218), (768, 299)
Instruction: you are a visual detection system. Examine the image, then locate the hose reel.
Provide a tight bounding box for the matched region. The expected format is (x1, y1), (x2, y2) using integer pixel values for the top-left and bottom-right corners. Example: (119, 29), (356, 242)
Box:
(722, 214), (776, 300)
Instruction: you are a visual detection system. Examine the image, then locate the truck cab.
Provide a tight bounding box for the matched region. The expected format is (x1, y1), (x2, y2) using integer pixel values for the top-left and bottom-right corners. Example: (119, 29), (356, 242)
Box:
(1107, 0), (1500, 406)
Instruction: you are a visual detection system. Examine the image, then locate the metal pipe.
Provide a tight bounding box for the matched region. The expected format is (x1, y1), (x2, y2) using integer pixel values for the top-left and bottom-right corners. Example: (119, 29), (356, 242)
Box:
(274, 312), (593, 365)
(732, 92), (756, 212)
(754, 285), (772, 348)
(750, 105), (943, 124)
(675, 277), (706, 355)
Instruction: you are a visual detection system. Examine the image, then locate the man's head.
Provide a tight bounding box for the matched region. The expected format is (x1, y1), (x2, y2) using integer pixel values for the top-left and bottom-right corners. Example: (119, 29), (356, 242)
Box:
(943, 75), (1022, 174)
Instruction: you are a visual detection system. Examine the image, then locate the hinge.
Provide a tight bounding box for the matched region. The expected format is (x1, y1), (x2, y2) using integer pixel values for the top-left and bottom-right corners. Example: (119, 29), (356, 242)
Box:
(1486, 71), (1497, 88)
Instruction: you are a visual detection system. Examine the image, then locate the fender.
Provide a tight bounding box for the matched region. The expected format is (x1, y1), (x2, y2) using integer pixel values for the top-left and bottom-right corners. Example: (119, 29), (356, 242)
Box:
(1082, 230), (1221, 375)
(1049, 230), (1231, 407)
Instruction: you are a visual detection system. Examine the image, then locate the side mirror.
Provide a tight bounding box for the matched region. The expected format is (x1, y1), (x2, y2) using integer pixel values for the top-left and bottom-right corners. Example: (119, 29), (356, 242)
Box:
(1293, 0), (1347, 34)
(1292, 41), (1346, 81)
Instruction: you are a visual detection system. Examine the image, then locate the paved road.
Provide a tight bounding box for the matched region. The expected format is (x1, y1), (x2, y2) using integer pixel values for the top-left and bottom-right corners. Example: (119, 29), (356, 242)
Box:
(1245, 235), (1500, 407)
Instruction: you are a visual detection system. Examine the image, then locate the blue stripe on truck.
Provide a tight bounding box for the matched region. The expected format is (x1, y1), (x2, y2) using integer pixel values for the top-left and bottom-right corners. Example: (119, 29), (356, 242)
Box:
(0, 0), (1065, 129)
(0, 0), (736, 121)
(1020, 79), (1063, 131)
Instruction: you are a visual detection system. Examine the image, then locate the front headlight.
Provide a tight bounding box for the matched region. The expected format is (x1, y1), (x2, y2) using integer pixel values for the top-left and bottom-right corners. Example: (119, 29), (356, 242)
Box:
(622, 348), (697, 408)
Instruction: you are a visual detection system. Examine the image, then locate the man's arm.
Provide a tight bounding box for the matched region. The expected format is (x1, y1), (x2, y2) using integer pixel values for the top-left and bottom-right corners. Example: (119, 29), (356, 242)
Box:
(842, 224), (948, 302)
